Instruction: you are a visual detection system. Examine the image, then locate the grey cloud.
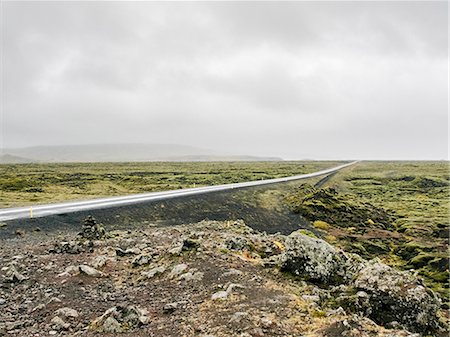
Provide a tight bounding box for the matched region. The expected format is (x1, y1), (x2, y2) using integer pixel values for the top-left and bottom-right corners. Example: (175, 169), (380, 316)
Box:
(2, 1), (448, 159)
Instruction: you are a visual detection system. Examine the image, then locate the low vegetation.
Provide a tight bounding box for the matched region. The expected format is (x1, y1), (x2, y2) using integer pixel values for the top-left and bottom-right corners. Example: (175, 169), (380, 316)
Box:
(0, 161), (339, 208)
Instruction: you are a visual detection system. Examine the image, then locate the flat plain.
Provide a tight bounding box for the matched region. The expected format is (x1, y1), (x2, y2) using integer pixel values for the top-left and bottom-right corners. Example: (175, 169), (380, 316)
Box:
(0, 161), (340, 208)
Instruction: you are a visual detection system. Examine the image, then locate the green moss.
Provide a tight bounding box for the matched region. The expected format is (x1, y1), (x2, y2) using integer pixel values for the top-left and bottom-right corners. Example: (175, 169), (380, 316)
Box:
(0, 161), (339, 208)
(409, 252), (436, 268)
(286, 185), (393, 230)
(313, 220), (331, 230)
(298, 229), (318, 238)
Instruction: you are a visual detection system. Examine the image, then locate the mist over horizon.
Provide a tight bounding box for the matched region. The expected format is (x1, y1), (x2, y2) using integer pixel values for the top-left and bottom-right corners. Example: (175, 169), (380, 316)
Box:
(1, 142), (449, 162)
(1, 1), (448, 160)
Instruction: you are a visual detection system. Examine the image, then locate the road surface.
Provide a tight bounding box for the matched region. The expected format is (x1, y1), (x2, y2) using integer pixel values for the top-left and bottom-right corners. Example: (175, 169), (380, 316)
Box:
(0, 161), (358, 221)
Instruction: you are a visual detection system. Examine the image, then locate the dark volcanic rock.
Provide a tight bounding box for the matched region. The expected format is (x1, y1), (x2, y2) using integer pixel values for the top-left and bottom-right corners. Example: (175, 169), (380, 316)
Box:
(79, 216), (106, 241)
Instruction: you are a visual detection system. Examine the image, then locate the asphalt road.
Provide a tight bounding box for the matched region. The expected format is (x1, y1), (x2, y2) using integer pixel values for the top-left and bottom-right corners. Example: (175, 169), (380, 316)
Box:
(0, 161), (358, 221)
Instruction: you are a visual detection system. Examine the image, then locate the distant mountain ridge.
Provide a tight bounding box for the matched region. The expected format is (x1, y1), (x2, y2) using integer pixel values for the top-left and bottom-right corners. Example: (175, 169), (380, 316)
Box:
(0, 154), (35, 164)
(2, 144), (283, 163)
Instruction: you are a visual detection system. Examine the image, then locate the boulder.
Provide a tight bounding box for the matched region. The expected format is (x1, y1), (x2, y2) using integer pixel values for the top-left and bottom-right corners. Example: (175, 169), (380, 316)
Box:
(352, 260), (443, 333)
(278, 231), (363, 284)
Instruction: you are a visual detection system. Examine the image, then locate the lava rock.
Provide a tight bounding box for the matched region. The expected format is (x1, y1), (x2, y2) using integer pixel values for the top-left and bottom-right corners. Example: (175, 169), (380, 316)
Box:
(279, 231), (363, 284)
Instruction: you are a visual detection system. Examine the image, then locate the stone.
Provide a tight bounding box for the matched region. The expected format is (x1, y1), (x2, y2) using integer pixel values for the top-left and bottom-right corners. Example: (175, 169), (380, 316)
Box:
(5, 266), (27, 283)
(169, 264), (188, 278)
(79, 265), (104, 277)
(50, 316), (70, 330)
(102, 317), (122, 333)
(212, 283), (244, 300)
(132, 254), (152, 267)
(55, 307), (79, 318)
(225, 237), (249, 251)
(91, 255), (111, 269)
(163, 302), (178, 314)
(141, 266), (166, 279)
(79, 216), (106, 240)
(90, 305), (149, 332)
(179, 271), (204, 282)
(211, 290), (229, 300)
(116, 247), (141, 257)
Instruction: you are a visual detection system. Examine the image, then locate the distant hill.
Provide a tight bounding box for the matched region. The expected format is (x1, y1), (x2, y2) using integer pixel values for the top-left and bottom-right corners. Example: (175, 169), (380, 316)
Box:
(0, 154), (36, 164)
(3, 144), (283, 163)
(166, 155), (283, 162)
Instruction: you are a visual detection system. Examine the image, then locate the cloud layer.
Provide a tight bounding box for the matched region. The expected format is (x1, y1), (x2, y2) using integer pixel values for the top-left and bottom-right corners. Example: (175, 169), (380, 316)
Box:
(2, 1), (448, 159)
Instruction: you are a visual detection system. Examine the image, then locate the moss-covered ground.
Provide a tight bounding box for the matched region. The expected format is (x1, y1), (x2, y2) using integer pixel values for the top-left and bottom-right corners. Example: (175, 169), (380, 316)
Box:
(0, 161), (340, 208)
(285, 161), (449, 308)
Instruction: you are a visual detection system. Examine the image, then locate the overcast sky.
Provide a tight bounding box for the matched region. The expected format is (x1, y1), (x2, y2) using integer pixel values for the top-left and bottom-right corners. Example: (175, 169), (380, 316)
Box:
(1, 1), (448, 160)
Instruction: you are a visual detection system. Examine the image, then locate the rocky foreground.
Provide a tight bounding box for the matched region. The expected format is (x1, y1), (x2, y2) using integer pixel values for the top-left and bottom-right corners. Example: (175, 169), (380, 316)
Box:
(0, 218), (448, 336)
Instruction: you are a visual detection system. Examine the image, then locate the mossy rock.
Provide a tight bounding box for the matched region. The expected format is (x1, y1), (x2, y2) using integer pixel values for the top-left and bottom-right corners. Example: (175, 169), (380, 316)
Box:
(395, 241), (433, 260)
(286, 185), (394, 230)
(414, 177), (448, 189)
(344, 240), (390, 260)
(424, 270), (450, 283)
(409, 252), (436, 268)
(429, 256), (450, 272)
(361, 240), (390, 255)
